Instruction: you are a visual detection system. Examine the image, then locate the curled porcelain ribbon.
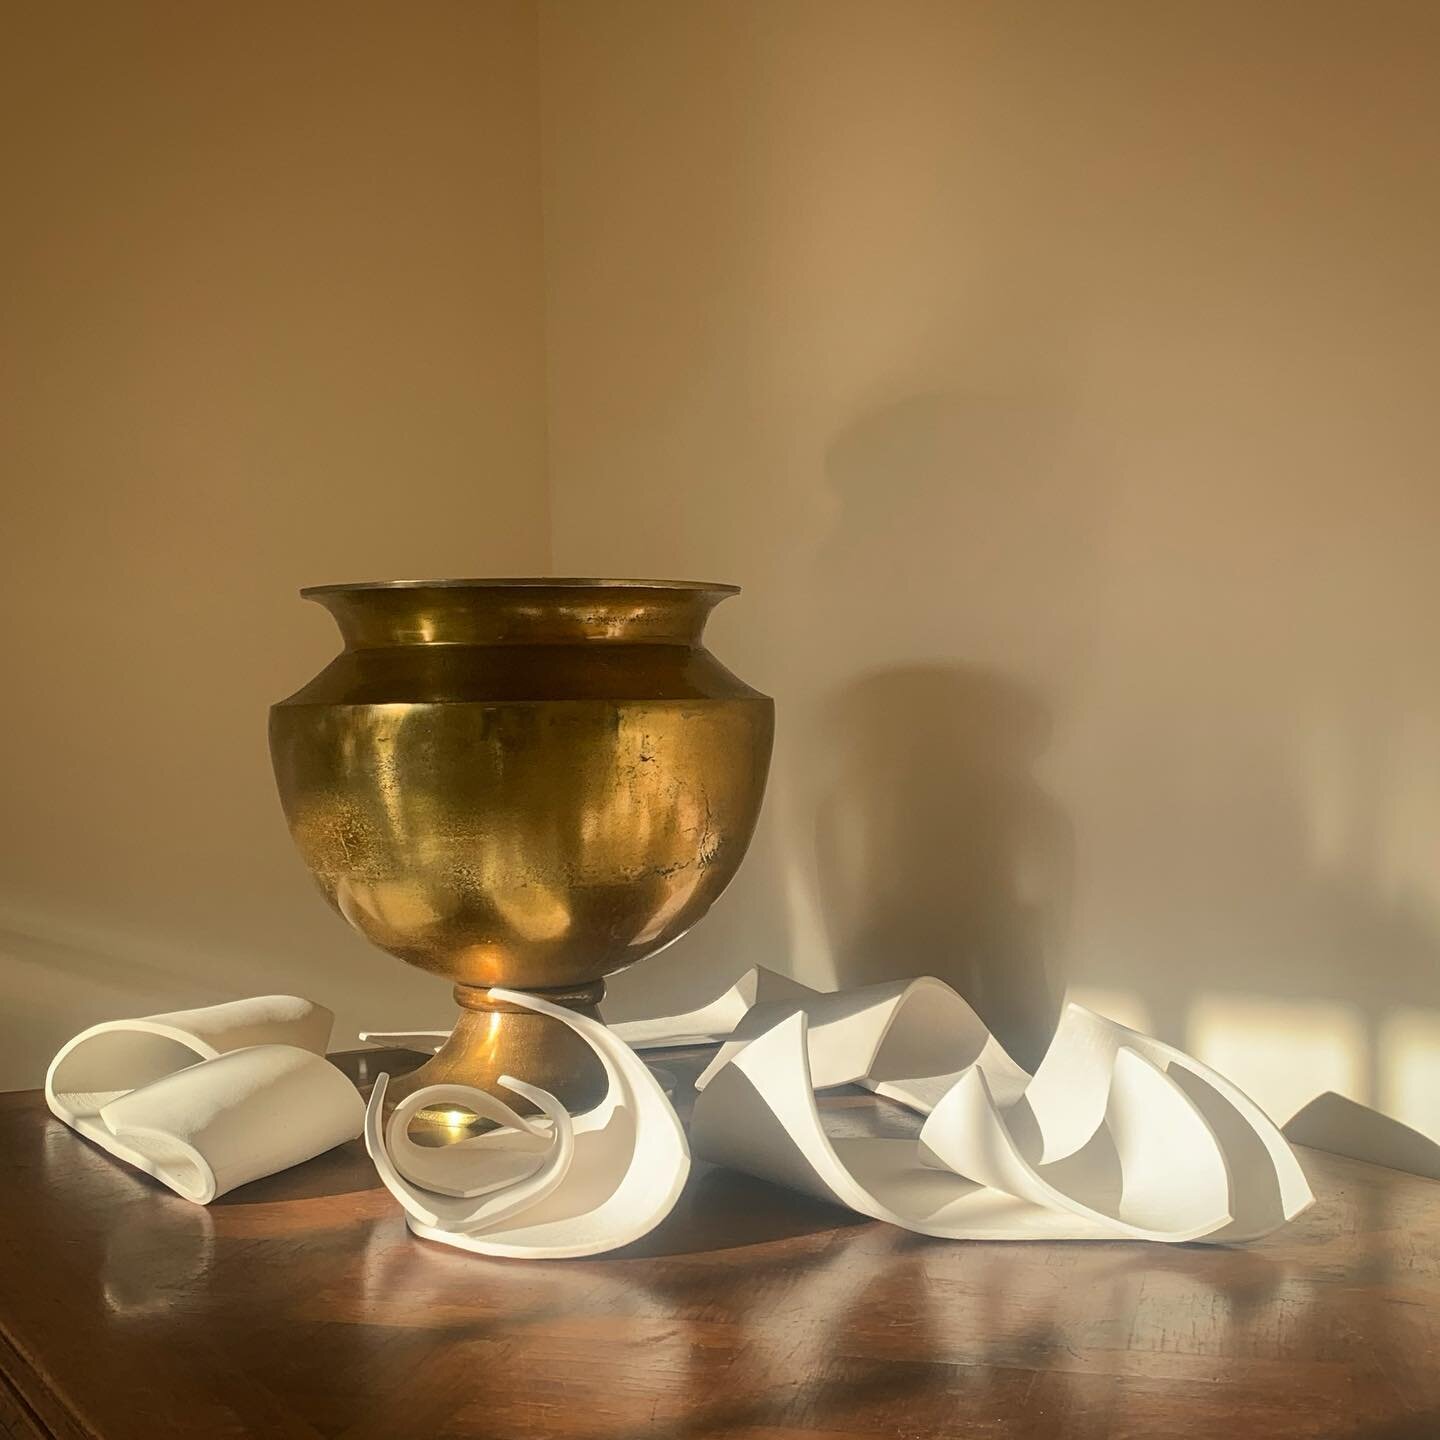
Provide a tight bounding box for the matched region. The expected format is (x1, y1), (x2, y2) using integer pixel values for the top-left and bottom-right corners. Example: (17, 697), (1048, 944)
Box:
(363, 967), (1311, 1249)
(364, 987), (689, 1259)
(687, 975), (1313, 1244)
(692, 973), (1033, 1112)
(46, 995), (363, 1203)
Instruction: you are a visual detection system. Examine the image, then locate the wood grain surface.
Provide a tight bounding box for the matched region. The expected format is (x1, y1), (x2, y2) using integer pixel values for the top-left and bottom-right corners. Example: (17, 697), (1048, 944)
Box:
(1, 1048), (1437, 1440)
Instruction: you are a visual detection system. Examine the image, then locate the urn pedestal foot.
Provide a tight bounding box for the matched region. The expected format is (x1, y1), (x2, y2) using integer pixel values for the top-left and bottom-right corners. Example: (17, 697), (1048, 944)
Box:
(384, 981), (610, 1122)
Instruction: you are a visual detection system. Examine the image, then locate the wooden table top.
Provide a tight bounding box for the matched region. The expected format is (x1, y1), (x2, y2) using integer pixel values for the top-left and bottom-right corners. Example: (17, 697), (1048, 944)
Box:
(2, 1048), (1438, 1440)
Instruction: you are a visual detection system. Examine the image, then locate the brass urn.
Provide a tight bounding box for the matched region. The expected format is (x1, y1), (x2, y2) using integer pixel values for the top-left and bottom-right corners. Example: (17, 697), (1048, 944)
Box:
(269, 578), (773, 1111)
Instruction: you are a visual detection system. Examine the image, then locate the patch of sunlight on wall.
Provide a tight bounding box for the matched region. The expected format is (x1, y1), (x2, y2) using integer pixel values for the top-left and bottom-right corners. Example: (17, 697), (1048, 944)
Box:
(1380, 1008), (1440, 1142)
(1187, 993), (1368, 1124)
(1298, 708), (1440, 920)
(1065, 986), (1152, 1036)
(1376, 718), (1440, 911)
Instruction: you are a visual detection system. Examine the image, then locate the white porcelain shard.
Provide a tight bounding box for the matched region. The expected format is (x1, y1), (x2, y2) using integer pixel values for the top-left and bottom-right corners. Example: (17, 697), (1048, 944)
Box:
(356, 1026), (449, 1053)
(1284, 1091), (1440, 1183)
(46, 996), (362, 1203)
(364, 986), (690, 1259)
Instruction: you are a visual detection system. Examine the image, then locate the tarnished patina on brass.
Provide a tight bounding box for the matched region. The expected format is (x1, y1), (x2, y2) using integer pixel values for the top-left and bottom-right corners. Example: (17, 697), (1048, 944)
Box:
(269, 578), (773, 1111)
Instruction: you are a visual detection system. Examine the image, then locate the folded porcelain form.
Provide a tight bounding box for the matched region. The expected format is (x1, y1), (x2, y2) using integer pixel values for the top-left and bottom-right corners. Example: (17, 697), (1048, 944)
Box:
(363, 968), (1310, 1254)
(681, 968), (1314, 1244)
(48, 966), (1310, 1249)
(363, 987), (690, 1259)
(46, 996), (363, 1203)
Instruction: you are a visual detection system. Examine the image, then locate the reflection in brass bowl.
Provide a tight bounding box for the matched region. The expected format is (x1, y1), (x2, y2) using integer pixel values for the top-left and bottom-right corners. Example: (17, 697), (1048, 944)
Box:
(269, 578), (774, 1112)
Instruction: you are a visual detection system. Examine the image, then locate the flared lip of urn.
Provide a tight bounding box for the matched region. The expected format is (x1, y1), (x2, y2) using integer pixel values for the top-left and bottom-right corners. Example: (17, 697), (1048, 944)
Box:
(300, 576), (741, 598)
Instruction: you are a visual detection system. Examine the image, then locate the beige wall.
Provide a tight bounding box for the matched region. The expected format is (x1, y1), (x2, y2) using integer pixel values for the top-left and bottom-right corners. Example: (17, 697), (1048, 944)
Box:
(0, 1), (548, 1086)
(6, 1), (1439, 1142)
(541, 0), (1440, 1138)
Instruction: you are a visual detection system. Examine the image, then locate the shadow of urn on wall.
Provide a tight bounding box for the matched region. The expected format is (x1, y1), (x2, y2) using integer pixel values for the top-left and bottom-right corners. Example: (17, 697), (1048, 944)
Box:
(269, 578), (774, 1112)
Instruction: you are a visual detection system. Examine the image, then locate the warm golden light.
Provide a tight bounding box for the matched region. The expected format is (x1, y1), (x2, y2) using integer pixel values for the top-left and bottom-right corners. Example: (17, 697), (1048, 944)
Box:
(1066, 986), (1152, 1036)
(1381, 1008), (1440, 1142)
(1188, 992), (1367, 1122)
(413, 1105), (478, 1134)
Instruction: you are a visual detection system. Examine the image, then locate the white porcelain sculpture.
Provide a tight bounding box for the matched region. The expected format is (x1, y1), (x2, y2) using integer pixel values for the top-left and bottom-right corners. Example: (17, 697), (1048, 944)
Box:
(46, 995), (363, 1203)
(51, 969), (1311, 1252)
(363, 987), (690, 1259)
(691, 996), (1313, 1244)
(362, 968), (1311, 1254)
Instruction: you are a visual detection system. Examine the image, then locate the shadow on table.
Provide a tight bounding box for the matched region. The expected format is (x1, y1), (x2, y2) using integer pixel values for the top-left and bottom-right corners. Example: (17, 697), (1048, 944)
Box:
(610, 1163), (867, 1259)
(1343, 1414), (1440, 1439)
(208, 1136), (382, 1205)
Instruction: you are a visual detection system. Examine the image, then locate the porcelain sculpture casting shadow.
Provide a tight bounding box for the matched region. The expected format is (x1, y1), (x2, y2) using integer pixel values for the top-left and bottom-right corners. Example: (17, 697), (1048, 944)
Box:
(681, 970), (1314, 1243)
(364, 987), (691, 1259)
(46, 996), (362, 1203)
(269, 578), (774, 1113)
(43, 973), (1310, 1249)
(363, 967), (1312, 1253)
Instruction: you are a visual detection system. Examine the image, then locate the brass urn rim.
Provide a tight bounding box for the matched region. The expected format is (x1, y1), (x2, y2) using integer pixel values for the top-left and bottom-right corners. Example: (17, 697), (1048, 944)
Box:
(300, 576), (741, 597)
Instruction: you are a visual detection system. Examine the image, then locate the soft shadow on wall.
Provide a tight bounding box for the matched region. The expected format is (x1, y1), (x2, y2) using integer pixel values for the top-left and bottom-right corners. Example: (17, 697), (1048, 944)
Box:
(539, 0), (1440, 1165)
(814, 665), (1071, 1072)
(787, 387), (1094, 1069)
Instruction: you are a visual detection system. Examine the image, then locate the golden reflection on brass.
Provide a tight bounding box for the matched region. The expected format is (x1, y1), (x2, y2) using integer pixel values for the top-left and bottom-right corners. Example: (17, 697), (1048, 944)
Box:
(269, 578), (774, 1112)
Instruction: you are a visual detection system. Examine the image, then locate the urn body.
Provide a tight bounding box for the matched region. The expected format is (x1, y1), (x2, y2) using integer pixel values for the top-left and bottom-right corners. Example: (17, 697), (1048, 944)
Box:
(269, 578), (773, 1108)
